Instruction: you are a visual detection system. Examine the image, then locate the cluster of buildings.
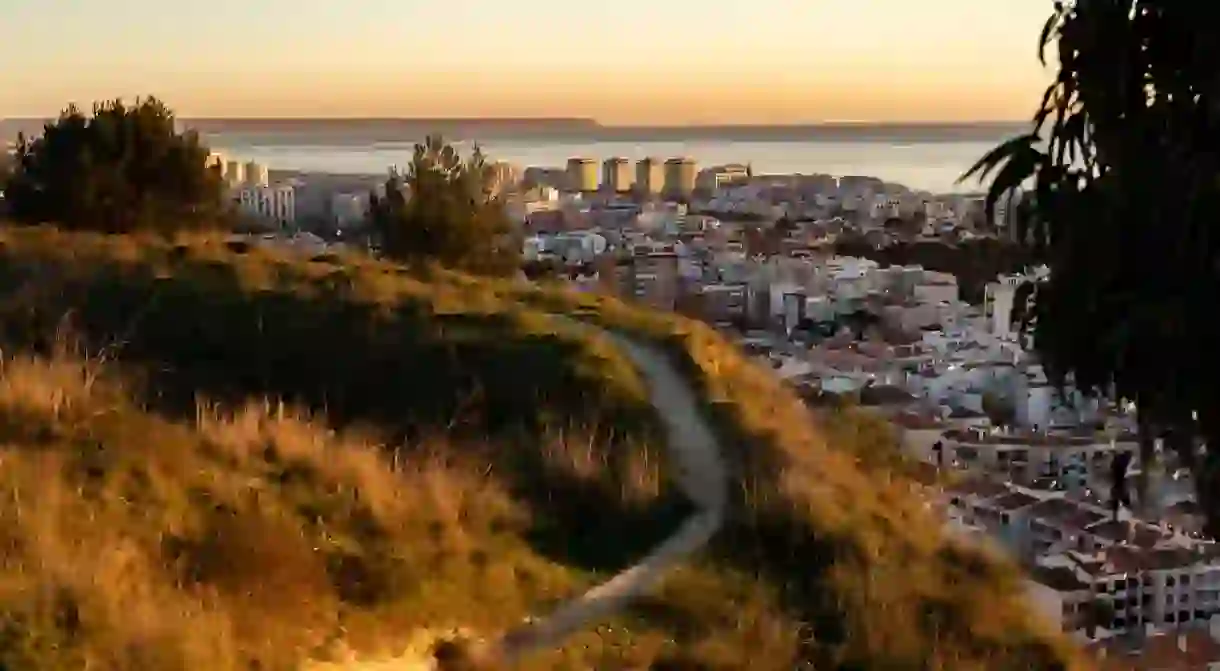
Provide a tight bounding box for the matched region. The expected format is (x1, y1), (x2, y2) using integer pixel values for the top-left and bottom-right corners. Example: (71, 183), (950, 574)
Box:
(558, 156), (704, 199)
(201, 145), (1026, 253)
(515, 160), (1020, 241)
(206, 152), (296, 227)
(517, 170), (1213, 666)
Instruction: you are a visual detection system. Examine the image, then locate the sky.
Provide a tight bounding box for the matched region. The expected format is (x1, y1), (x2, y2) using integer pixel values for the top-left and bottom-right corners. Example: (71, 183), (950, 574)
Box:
(0, 0), (1054, 124)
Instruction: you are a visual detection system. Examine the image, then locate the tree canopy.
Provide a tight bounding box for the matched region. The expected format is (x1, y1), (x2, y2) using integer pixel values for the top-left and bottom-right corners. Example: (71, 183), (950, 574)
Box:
(0, 148), (12, 185)
(965, 1), (1220, 535)
(368, 135), (520, 277)
(2, 97), (229, 234)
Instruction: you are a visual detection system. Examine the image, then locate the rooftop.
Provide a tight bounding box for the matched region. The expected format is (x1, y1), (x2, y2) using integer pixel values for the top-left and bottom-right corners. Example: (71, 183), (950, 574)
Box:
(943, 428), (1139, 448)
(945, 478), (1012, 500)
(985, 491), (1042, 512)
(1088, 630), (1220, 670)
(1028, 498), (1108, 532)
(890, 410), (946, 430)
(1086, 520), (1170, 550)
(1076, 544), (1199, 575)
(1030, 565), (1090, 592)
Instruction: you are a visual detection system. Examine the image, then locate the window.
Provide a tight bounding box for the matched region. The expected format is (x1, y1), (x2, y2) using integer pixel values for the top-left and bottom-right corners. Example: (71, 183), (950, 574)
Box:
(1168, 576), (1177, 587)
(1182, 575), (1192, 586)
(1167, 612), (1176, 623)
(1179, 610), (1190, 622)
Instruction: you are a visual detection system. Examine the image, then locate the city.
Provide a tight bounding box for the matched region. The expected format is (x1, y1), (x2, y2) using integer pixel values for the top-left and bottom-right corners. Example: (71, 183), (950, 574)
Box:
(3, 1), (1218, 670)
(196, 144), (1220, 665)
(1, 123), (1213, 668)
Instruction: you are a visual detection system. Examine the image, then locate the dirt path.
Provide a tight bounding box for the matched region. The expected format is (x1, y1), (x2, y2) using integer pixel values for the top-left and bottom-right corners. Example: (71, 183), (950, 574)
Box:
(487, 332), (728, 664)
(309, 329), (728, 670)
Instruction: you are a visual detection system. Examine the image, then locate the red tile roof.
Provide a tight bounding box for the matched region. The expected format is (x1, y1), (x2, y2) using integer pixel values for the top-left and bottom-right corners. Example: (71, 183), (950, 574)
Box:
(1028, 498), (1107, 532)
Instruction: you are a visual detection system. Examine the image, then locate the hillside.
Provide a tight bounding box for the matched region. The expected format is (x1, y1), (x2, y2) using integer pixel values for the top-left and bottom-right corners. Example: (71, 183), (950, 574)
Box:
(0, 226), (1085, 670)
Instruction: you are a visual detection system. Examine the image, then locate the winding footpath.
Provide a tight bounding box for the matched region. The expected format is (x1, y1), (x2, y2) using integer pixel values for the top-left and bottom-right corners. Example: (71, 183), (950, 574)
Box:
(313, 328), (728, 670)
(488, 331), (728, 665)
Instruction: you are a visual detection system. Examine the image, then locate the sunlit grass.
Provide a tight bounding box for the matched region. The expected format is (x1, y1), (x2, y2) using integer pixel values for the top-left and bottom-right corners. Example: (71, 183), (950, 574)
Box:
(0, 224), (1086, 670)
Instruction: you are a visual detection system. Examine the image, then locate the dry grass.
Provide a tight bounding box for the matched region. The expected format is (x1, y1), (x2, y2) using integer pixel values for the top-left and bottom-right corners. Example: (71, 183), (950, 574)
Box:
(0, 354), (572, 669)
(0, 225), (1088, 670)
(0, 352), (802, 670)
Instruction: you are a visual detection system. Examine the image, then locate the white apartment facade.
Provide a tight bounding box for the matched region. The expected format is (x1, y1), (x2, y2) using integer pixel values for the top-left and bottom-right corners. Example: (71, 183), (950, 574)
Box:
(1029, 545), (1220, 636)
(939, 425), (1137, 483)
(238, 184), (296, 227)
(331, 192), (370, 229)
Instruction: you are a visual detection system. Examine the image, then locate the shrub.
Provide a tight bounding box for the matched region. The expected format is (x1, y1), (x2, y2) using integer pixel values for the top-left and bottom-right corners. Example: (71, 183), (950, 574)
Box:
(2, 98), (230, 234)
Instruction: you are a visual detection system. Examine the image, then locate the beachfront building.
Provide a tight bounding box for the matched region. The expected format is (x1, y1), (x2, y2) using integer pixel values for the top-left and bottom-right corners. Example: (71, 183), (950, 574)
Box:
(237, 184), (296, 228)
(635, 158), (665, 196)
(224, 160), (246, 188)
(566, 158), (598, 193)
(664, 158), (697, 200)
(697, 164), (751, 192)
(602, 157), (633, 193)
(245, 161), (270, 188)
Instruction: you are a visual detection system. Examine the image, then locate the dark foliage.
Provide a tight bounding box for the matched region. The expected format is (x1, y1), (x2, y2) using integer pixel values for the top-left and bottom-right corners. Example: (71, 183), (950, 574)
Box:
(2, 98), (229, 234)
(964, 1), (1220, 536)
(0, 246), (649, 443)
(833, 234), (1038, 303)
(368, 135), (520, 277)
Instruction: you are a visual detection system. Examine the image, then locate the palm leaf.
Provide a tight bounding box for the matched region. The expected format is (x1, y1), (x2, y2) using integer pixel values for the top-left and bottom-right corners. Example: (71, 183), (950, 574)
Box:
(958, 133), (1041, 186)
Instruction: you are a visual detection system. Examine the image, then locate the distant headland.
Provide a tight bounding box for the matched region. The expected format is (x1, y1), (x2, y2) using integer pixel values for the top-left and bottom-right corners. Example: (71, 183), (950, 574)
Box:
(2, 117), (1027, 145)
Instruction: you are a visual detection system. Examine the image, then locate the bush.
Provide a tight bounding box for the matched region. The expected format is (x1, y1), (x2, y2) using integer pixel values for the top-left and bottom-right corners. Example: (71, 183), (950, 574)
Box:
(2, 98), (230, 234)
(368, 136), (520, 277)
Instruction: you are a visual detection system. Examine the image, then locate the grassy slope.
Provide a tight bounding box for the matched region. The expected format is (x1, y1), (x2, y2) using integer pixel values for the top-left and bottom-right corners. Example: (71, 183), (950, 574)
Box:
(0, 226), (1085, 670)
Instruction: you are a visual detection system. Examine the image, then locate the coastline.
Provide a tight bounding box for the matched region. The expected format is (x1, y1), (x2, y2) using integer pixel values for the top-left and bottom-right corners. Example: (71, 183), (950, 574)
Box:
(269, 169), (384, 192)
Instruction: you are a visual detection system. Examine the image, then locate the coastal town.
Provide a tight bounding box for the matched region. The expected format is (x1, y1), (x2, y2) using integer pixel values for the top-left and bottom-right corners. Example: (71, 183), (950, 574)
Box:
(9, 143), (1215, 667)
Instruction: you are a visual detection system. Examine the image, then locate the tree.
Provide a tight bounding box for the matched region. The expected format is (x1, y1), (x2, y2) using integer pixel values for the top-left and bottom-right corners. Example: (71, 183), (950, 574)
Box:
(981, 391), (1017, 427)
(2, 97), (228, 234)
(368, 135), (520, 277)
(1081, 598), (1115, 639)
(964, 1), (1220, 537)
(0, 148), (12, 185)
(0, 149), (11, 217)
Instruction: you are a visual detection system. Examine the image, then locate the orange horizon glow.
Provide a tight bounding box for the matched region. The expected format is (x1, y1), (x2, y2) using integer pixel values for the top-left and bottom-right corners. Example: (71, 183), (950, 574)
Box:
(0, 0), (1055, 124)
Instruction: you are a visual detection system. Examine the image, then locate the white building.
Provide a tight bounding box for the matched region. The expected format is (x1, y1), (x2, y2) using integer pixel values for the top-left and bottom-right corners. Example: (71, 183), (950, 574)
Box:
(984, 274), (1024, 339)
(245, 161), (270, 188)
(238, 184), (296, 227)
(1028, 545), (1220, 636)
(523, 231), (607, 264)
(984, 266), (1048, 341)
(939, 425), (1136, 484)
(225, 160), (246, 188)
(331, 192), (370, 230)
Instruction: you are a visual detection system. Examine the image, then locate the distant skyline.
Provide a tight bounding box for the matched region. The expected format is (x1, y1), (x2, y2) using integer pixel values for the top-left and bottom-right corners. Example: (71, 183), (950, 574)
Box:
(0, 0), (1053, 124)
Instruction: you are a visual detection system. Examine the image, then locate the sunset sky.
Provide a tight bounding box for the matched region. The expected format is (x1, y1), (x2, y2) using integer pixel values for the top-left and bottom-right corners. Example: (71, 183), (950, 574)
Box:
(0, 0), (1053, 124)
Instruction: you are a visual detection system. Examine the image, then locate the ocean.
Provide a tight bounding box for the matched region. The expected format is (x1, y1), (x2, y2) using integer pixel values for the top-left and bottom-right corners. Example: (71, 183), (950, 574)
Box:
(197, 123), (1023, 195)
